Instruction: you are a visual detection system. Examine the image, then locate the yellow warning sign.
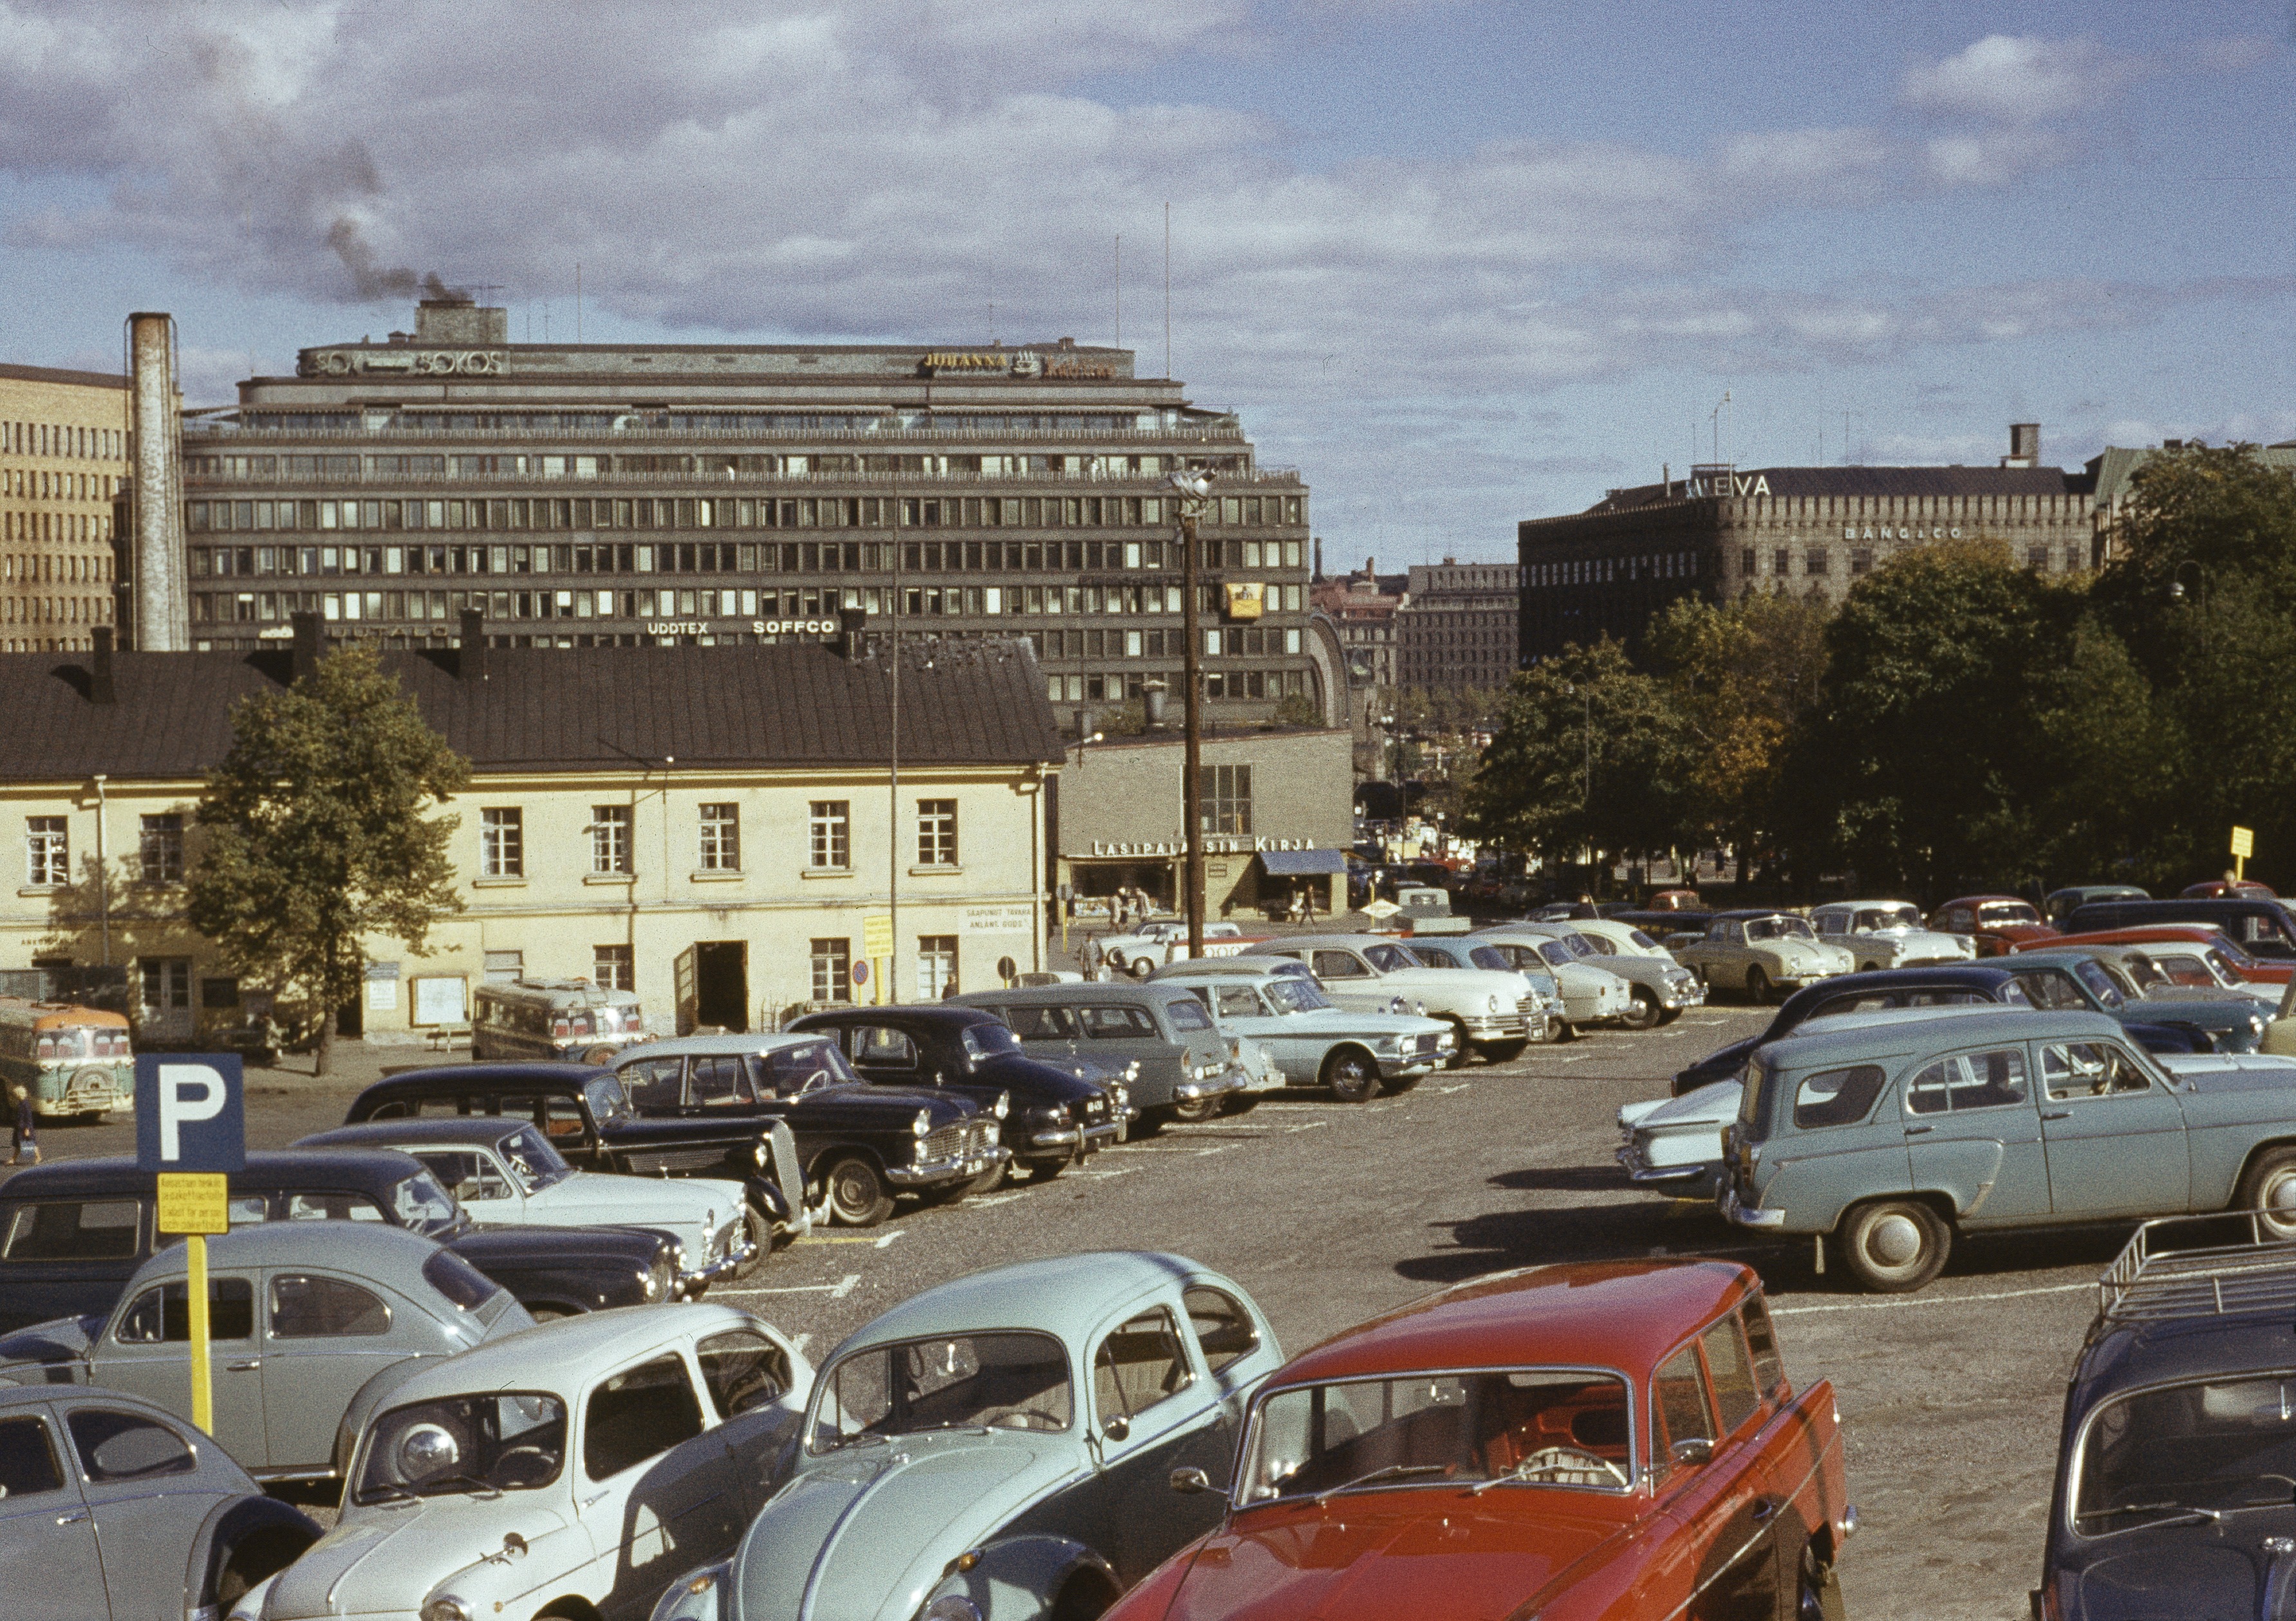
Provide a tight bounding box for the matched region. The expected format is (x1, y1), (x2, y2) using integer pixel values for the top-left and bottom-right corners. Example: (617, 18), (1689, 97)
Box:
(863, 914), (894, 960)
(155, 1172), (230, 1235)
(2232, 825), (2255, 860)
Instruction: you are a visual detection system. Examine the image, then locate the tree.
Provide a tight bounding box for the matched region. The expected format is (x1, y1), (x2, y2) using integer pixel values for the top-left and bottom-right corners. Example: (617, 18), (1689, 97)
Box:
(187, 646), (470, 1074)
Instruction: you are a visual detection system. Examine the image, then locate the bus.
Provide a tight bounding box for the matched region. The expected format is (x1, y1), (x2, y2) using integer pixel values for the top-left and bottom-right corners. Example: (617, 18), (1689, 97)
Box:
(471, 978), (648, 1063)
(0, 998), (133, 1120)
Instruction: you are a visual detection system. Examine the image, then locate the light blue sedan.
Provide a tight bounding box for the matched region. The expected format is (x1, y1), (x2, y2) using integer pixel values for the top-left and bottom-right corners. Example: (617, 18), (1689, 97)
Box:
(651, 1251), (1284, 1621)
(1154, 964), (1454, 1101)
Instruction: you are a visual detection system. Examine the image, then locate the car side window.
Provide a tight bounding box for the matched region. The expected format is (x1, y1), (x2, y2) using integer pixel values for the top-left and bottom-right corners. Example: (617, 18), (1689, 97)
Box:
(1005, 1005), (1079, 1042)
(1, 1199), (141, 1262)
(1161, 998), (1212, 1034)
(1816, 915), (1843, 936)
(1740, 1295), (1787, 1398)
(1092, 1308), (1192, 1425)
(2041, 1041), (2151, 1101)
(227, 1194), (270, 1225)
(2013, 970), (2087, 1011)
(1793, 1065), (1887, 1129)
(1906, 1049), (2030, 1115)
(1183, 1285), (1261, 1376)
(1652, 1344), (1714, 1474)
(621, 1058), (685, 1112)
(1312, 950), (1369, 979)
(269, 1275), (393, 1338)
(1701, 1317), (1760, 1436)
(66, 1409), (196, 1483)
(696, 1329), (790, 1419)
(285, 1192), (389, 1223)
(415, 1150), (513, 1203)
(0, 1415), (66, 1497)
(854, 1027), (920, 1069)
(115, 1278), (254, 1344)
(687, 1056), (751, 1107)
(1213, 988), (1260, 1019)
(584, 1354), (706, 1480)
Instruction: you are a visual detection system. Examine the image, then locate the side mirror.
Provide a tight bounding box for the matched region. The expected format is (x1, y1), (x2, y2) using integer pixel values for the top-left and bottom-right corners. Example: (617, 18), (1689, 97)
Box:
(1104, 1415), (1131, 1443)
(1170, 1466), (1225, 1497)
(1670, 1438), (1713, 1468)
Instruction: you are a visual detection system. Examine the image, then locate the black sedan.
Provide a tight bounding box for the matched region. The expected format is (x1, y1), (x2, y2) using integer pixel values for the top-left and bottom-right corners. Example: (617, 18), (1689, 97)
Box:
(787, 1004), (1125, 1185)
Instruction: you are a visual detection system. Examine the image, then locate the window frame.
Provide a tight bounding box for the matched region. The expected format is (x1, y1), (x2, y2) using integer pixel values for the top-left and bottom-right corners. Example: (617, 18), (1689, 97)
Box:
(480, 807), (524, 879)
(808, 800), (852, 870)
(1090, 1304), (1196, 1430)
(698, 802), (741, 872)
(916, 798), (958, 867)
(590, 804), (632, 876)
(138, 812), (184, 884)
(581, 1352), (709, 1482)
(25, 816), (67, 888)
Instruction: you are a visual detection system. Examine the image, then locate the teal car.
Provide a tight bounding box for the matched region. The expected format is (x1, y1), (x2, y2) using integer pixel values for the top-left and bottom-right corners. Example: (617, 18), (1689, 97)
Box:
(2004, 946), (2268, 1053)
(650, 1251), (1283, 1621)
(1152, 964), (1454, 1101)
(1720, 1007), (2296, 1293)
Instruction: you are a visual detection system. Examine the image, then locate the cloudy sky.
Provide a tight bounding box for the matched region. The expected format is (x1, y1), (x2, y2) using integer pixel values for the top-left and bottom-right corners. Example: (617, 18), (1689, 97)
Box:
(1, 1), (2288, 565)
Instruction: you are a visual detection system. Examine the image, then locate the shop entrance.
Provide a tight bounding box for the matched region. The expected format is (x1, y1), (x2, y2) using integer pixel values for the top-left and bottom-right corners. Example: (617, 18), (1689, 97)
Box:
(676, 941), (750, 1033)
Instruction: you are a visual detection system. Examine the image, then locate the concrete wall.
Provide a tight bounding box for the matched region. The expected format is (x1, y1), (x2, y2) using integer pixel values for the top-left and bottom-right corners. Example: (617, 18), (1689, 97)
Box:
(0, 367), (133, 653)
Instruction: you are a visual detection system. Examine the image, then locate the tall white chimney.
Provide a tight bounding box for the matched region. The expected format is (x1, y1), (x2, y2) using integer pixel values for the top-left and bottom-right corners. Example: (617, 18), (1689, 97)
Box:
(126, 312), (189, 650)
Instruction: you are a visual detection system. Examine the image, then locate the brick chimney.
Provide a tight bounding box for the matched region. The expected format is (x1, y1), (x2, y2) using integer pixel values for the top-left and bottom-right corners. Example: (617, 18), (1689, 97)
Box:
(837, 606), (868, 661)
(290, 612), (324, 684)
(89, 626), (115, 705)
(459, 608), (488, 682)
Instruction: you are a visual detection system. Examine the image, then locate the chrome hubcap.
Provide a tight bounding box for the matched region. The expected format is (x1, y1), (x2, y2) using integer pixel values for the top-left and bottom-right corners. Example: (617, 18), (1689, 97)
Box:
(1867, 1213), (1923, 1268)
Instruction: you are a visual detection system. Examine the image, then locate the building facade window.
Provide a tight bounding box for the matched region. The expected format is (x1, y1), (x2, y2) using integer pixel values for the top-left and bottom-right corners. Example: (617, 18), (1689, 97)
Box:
(810, 938), (851, 1002)
(809, 801), (850, 869)
(24, 816), (66, 887)
(591, 805), (631, 874)
(593, 944), (633, 990)
(917, 800), (957, 867)
(483, 950), (524, 984)
(480, 807), (523, 877)
(139, 813), (183, 883)
(698, 803), (740, 870)
(1200, 765), (1253, 836)
(917, 935), (958, 1000)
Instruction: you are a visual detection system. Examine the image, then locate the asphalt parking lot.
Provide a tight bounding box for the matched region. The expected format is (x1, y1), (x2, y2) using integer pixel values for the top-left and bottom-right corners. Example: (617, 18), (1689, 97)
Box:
(6, 1006), (2115, 1620)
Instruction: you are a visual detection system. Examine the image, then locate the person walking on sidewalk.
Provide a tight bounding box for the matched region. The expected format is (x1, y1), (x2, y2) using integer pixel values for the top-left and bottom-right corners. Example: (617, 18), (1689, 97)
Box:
(8, 1078), (37, 1166)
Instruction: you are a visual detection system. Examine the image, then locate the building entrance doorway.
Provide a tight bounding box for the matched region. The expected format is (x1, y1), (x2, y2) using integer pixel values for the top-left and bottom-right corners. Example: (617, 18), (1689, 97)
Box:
(679, 941), (749, 1033)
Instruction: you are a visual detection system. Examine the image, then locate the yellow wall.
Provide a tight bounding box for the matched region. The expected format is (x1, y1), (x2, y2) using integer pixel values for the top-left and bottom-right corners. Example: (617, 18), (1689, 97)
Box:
(0, 371), (133, 652)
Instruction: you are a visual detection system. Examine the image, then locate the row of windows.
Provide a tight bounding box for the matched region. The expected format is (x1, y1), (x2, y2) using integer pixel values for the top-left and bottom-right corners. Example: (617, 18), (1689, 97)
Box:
(5, 469), (119, 503)
(1527, 552), (1704, 588)
(4, 551), (109, 585)
(1, 422), (122, 462)
(2, 595), (111, 628)
(4, 511), (111, 545)
(1052, 669), (1306, 704)
(808, 935), (962, 1004)
(187, 492), (1306, 535)
(23, 815), (182, 889)
(476, 799), (960, 881)
(212, 416), (1196, 444)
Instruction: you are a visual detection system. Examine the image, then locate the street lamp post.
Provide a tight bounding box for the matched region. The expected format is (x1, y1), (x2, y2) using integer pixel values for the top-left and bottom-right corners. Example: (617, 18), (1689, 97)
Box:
(1169, 467), (1215, 960)
(2169, 559), (2208, 657)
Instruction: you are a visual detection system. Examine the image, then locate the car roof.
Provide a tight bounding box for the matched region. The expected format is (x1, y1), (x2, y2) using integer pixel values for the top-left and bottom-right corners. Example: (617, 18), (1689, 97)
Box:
(953, 984), (1175, 1005)
(133, 1221), (443, 1279)
(1704, 909), (1806, 922)
(299, 1118), (535, 1150)
(1153, 964), (1293, 985)
(375, 1301), (764, 1405)
(361, 1062), (611, 1092)
(1810, 900), (1922, 913)
(1764, 1007), (2122, 1069)
(2001, 948), (2112, 969)
(0, 1147), (431, 1199)
(1149, 956), (1311, 980)
(2053, 926), (2228, 947)
(826, 1251), (1211, 1358)
(790, 1005), (1001, 1032)
(1273, 1260), (1755, 1387)
(618, 1031), (839, 1060)
(1261, 934), (1403, 951)
(1938, 894), (2030, 906)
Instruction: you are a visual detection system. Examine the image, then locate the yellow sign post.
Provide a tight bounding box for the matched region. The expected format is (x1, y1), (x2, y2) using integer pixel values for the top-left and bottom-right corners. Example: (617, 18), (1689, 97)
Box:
(2232, 825), (2255, 881)
(863, 915), (893, 1005)
(154, 1172), (229, 1433)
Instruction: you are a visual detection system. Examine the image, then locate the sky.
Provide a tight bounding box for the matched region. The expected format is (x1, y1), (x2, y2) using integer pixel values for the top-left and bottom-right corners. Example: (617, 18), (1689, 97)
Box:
(1, 0), (2289, 567)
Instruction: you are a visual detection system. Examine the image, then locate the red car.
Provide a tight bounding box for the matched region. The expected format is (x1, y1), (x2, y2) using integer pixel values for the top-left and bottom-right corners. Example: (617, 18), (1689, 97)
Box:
(1110, 1260), (1855, 1621)
(1647, 888), (1704, 912)
(2183, 878), (2277, 899)
(2031, 924), (2293, 989)
(1928, 894), (2057, 956)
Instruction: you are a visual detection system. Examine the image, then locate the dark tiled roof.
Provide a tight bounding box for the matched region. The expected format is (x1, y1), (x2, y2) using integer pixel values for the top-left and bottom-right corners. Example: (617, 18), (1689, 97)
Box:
(0, 639), (1063, 783)
(0, 362), (131, 391)
(1586, 464), (2093, 513)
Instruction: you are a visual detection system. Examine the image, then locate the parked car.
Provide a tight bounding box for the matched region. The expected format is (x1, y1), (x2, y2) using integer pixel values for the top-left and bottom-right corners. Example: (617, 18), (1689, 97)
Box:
(2047, 924), (2292, 990)
(786, 1004), (1123, 1182)
(1095, 919), (1252, 979)
(0, 1223), (534, 1481)
(344, 1062), (808, 1244)
(295, 1118), (759, 1289)
(1100, 1259), (1854, 1621)
(1719, 1007), (2296, 1291)
(234, 1304), (813, 1621)
(1383, 885), (1474, 935)
(951, 982), (1244, 1127)
(1809, 900), (1978, 971)
(2073, 942), (2268, 1006)
(2183, 878), (2277, 899)
(1384, 935), (1569, 1042)
(2035, 1214), (2296, 1621)
(1495, 920), (1704, 1030)
(0, 1383), (320, 1621)
(1668, 910), (1856, 1003)
(0, 1148), (685, 1333)
(1927, 894), (2058, 956)
(1646, 886), (1704, 911)
(2042, 883), (2150, 926)
(2066, 896), (2296, 960)
(1459, 926), (1633, 1039)
(2004, 946), (2268, 1053)
(1255, 933), (1542, 1062)
(648, 1251), (1283, 1621)
(1154, 964), (1454, 1101)
(611, 1033), (1004, 1227)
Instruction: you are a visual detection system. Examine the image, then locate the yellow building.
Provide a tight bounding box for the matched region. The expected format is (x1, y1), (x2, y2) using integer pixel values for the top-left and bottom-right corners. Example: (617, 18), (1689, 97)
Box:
(1, 362), (132, 652)
(1, 620), (1059, 1042)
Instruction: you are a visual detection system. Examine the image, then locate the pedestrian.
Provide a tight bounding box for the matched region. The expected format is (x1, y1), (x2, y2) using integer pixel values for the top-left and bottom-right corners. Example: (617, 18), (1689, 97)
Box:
(1300, 884), (1318, 926)
(8, 1076), (36, 1167)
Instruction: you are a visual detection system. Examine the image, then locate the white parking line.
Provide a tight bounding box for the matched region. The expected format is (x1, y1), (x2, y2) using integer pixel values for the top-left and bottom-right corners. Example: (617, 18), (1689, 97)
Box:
(792, 1333), (812, 1354)
(970, 1192), (1028, 1207)
(715, 1273), (862, 1300)
(1280, 1120), (1330, 1134)
(1771, 1280), (2091, 1316)
(874, 1228), (906, 1249)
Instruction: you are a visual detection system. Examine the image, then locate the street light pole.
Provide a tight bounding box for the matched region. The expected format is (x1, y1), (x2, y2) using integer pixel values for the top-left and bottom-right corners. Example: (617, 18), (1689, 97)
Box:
(1170, 468), (1215, 960)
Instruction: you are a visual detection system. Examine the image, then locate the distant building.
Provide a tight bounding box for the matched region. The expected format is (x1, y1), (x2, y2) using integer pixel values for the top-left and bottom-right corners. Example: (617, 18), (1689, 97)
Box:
(2086, 439), (2296, 561)
(1, 364), (133, 653)
(1396, 559), (1522, 691)
(1310, 557), (1408, 690)
(1517, 425), (2096, 662)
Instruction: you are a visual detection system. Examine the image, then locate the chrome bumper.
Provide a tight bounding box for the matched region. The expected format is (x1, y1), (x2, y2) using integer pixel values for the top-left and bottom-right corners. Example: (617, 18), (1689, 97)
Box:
(678, 1230), (759, 1292)
(1719, 1184), (1786, 1230)
(1377, 1055), (1437, 1079)
(1026, 1119), (1124, 1151)
(1660, 982), (1708, 1009)
(886, 1145), (1010, 1188)
(1459, 1013), (1531, 1040)
(1616, 1143), (1721, 1190)
(1174, 1071), (1245, 1103)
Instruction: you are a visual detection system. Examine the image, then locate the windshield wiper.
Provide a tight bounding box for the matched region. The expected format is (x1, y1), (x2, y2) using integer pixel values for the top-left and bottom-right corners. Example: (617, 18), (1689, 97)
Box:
(354, 1481), (416, 1505)
(422, 1471), (503, 1499)
(1314, 1463), (1447, 1504)
(2077, 1501), (2223, 1536)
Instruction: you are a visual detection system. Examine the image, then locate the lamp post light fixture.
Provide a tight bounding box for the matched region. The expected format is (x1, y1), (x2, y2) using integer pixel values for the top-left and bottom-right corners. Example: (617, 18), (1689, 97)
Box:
(1168, 466), (1216, 960)
(2169, 559), (2209, 655)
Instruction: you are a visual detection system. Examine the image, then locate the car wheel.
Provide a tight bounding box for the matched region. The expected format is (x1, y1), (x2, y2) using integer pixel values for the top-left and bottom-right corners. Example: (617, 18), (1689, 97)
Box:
(213, 1528), (316, 1610)
(1838, 1198), (1951, 1293)
(1027, 1156), (1068, 1183)
(731, 1204), (770, 1280)
(1860, 961), (1880, 975)
(1322, 1046), (1380, 1103)
(1554, 1018), (1579, 1043)
(1128, 955), (1157, 980)
(1619, 988), (1661, 1030)
(1797, 1537), (1848, 1621)
(1170, 1093), (1224, 1123)
(964, 1162), (1009, 1195)
(1477, 1040), (1529, 1065)
(821, 1155), (895, 1227)
(2235, 1146), (2296, 1239)
(1746, 966), (1774, 1004)
(1656, 1006), (1682, 1026)
(1443, 1018), (1473, 1068)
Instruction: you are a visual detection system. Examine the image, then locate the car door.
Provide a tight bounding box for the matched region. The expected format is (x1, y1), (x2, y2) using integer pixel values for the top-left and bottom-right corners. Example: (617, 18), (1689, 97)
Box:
(68, 1403), (241, 1621)
(2036, 1039), (2192, 1217)
(1646, 1338), (1778, 1621)
(0, 1195), (147, 1334)
(1179, 1281), (1279, 1485)
(93, 1274), (267, 1468)
(695, 1327), (803, 1519)
(846, 1024), (928, 1089)
(578, 1352), (744, 1621)
(1307, 949), (1385, 1012)
(1899, 1045), (2051, 1224)
(257, 1271), (414, 1474)
(1077, 1303), (1231, 1583)
(1209, 986), (1305, 1080)
(0, 1405), (106, 1621)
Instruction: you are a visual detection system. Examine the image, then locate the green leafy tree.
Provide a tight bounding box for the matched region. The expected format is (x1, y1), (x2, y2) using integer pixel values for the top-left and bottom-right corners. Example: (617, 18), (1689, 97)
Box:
(187, 647), (470, 1074)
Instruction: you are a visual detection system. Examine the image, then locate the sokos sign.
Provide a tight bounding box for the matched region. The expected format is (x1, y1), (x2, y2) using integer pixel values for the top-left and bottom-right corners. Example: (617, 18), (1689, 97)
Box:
(134, 1054), (246, 1174)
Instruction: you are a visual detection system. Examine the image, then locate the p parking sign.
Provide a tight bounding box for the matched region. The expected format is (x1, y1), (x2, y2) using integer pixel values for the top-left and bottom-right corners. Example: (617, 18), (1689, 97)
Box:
(134, 1055), (246, 1174)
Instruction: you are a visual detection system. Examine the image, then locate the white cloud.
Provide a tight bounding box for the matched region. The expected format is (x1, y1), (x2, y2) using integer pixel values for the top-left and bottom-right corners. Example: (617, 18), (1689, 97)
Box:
(1898, 33), (2143, 125)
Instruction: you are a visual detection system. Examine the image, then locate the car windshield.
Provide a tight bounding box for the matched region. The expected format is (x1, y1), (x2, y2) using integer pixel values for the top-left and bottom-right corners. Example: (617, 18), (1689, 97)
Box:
(2072, 959), (2127, 1009)
(2077, 1374), (2296, 1531)
(1240, 1369), (1634, 1503)
(497, 1126), (575, 1192)
(584, 1076), (631, 1123)
(1856, 906), (1923, 932)
(2204, 949), (2247, 985)
(355, 1392), (567, 1503)
(2118, 955), (2170, 993)
(811, 1331), (1073, 1449)
(758, 1039), (857, 1096)
(1403, 945), (1459, 968)
(1466, 946), (1517, 973)
(1537, 942), (1574, 968)
(1627, 930), (1661, 951)
(1363, 944), (1415, 973)
(1745, 917), (1815, 942)
(1266, 979), (1336, 1014)
(959, 1024), (1024, 1062)
(1978, 902), (2042, 926)
(391, 1172), (462, 1236)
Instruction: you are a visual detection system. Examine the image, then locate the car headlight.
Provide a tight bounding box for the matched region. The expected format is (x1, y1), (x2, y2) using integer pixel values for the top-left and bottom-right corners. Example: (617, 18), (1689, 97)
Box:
(1413, 1000), (1426, 1017)
(422, 1599), (474, 1621)
(1388, 996), (1410, 1015)
(1487, 994), (1501, 1013)
(994, 1092), (1010, 1120)
(1028, 1103), (1068, 1125)
(1114, 1081), (1131, 1110)
(667, 1242), (687, 1273)
(984, 1121), (1000, 1145)
(913, 1109), (932, 1137)
(923, 1598), (984, 1621)
(649, 1563), (732, 1621)
(753, 1141), (773, 1168)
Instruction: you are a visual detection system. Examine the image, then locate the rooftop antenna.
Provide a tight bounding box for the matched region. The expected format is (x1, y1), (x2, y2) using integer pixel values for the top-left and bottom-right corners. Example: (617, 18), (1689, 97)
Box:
(1114, 232), (1121, 350)
(1163, 201), (1171, 379)
(575, 263), (582, 343)
(1710, 388), (1731, 465)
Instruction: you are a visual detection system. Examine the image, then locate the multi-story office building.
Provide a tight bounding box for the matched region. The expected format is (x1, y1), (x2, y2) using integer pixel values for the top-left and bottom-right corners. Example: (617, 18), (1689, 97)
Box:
(179, 297), (1323, 726)
(1517, 427), (2097, 662)
(1, 363), (132, 653)
(1396, 559), (1522, 691)
(1311, 558), (1408, 690)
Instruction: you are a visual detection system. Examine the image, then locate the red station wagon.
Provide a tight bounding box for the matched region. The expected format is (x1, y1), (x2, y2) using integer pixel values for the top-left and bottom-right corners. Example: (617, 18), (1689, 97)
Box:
(1929, 894), (2057, 956)
(1110, 1260), (1856, 1621)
